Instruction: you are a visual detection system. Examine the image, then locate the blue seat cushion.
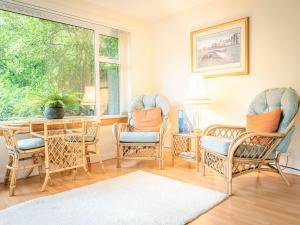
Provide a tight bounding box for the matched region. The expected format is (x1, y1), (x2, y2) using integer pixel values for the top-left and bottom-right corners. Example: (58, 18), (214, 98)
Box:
(120, 132), (160, 143)
(201, 136), (232, 155)
(17, 137), (44, 150)
(201, 136), (277, 159)
(84, 135), (95, 142)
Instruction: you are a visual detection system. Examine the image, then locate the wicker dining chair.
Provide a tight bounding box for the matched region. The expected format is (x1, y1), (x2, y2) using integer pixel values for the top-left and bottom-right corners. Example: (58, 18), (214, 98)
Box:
(113, 95), (171, 169)
(39, 121), (90, 191)
(200, 88), (299, 195)
(1, 125), (44, 196)
(84, 120), (104, 170)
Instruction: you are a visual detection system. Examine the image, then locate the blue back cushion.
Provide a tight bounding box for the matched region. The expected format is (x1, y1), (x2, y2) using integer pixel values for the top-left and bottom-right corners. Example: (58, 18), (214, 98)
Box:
(248, 88), (298, 152)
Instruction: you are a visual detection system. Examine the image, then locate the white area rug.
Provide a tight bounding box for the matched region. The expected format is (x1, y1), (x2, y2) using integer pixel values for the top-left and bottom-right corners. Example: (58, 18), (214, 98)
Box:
(0, 171), (226, 225)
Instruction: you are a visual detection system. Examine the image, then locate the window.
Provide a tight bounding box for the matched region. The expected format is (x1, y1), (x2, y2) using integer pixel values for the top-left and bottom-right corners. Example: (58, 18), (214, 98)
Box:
(0, 6), (128, 121)
(0, 10), (95, 120)
(99, 34), (120, 115)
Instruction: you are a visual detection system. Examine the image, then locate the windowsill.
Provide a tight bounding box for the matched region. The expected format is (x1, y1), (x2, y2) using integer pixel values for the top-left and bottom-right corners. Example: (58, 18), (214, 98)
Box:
(0, 115), (128, 135)
(100, 114), (127, 119)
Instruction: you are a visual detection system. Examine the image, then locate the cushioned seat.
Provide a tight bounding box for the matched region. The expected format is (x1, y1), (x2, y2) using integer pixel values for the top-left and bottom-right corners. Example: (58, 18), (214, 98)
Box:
(120, 132), (160, 143)
(201, 136), (276, 159)
(17, 137), (44, 150)
(201, 136), (232, 155)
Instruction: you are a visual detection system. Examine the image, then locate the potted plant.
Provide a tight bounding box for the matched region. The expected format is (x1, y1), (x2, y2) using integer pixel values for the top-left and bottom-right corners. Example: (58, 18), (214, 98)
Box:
(43, 90), (80, 119)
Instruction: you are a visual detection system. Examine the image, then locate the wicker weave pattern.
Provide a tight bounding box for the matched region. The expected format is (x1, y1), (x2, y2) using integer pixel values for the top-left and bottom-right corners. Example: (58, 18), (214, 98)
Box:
(85, 121), (98, 137)
(206, 126), (246, 139)
(47, 132), (84, 171)
(122, 145), (158, 158)
(204, 150), (226, 176)
(232, 161), (259, 176)
(172, 135), (191, 156)
(233, 135), (279, 159)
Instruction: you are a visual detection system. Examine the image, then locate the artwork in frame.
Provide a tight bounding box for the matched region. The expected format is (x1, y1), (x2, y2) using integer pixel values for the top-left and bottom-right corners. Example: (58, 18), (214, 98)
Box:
(191, 17), (249, 78)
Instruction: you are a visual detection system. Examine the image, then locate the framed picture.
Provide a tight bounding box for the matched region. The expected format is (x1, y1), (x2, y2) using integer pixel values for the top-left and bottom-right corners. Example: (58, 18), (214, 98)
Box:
(191, 17), (249, 78)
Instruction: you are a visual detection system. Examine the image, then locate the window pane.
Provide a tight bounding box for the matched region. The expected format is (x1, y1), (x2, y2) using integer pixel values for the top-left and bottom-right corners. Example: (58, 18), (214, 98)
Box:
(99, 34), (118, 60)
(0, 10), (95, 120)
(99, 62), (120, 115)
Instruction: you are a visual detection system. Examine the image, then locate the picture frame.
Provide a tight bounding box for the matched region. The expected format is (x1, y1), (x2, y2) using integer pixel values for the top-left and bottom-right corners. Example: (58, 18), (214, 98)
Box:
(191, 17), (249, 78)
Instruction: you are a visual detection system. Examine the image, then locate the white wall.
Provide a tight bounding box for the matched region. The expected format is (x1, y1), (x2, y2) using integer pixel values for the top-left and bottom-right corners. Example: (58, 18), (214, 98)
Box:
(151, 0), (300, 173)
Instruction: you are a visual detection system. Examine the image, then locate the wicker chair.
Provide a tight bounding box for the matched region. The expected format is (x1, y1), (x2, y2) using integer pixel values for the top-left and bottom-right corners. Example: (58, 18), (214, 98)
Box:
(200, 88), (299, 195)
(39, 121), (90, 191)
(1, 125), (44, 196)
(113, 95), (171, 169)
(84, 120), (104, 170)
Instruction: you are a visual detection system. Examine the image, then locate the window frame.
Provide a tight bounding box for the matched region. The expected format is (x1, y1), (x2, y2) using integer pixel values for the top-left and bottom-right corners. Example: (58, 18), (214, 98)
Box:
(0, 1), (129, 120)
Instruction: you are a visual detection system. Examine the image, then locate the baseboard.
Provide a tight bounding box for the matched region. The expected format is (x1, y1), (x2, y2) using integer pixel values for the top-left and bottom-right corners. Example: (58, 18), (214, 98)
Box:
(282, 167), (300, 176)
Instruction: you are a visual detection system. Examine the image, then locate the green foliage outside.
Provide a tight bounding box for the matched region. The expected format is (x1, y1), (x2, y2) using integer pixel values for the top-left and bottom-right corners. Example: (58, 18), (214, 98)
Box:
(99, 35), (118, 60)
(0, 10), (94, 120)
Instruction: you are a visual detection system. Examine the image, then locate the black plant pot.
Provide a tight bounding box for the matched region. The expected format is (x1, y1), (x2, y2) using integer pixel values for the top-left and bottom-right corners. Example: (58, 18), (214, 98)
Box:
(43, 107), (64, 119)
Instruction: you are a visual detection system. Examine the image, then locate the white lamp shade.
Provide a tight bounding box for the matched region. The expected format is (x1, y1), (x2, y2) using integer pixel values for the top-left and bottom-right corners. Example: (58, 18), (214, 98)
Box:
(184, 74), (211, 105)
(81, 86), (96, 106)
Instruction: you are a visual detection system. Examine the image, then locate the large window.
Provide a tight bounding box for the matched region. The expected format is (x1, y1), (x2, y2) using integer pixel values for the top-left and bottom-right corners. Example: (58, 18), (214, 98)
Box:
(0, 8), (126, 121)
(0, 10), (94, 120)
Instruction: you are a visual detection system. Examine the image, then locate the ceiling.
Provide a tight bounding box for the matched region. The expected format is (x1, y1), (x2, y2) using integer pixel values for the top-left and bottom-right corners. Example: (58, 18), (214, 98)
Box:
(87, 0), (209, 22)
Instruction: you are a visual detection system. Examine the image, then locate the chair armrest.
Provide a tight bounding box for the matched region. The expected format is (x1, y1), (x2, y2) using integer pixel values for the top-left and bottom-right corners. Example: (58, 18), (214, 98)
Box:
(228, 131), (285, 159)
(203, 124), (246, 139)
(159, 121), (172, 144)
(112, 123), (130, 143)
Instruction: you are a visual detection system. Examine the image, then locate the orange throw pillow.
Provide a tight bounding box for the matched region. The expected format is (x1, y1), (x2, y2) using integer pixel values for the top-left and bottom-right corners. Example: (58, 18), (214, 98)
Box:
(133, 108), (162, 132)
(246, 108), (282, 132)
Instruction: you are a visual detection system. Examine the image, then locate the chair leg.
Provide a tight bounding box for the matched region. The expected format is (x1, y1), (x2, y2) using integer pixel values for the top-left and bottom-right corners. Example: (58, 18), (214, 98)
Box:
(276, 159), (291, 186)
(226, 178), (232, 196)
(226, 161), (233, 196)
(200, 150), (205, 176)
(158, 146), (164, 170)
(116, 144), (121, 168)
(9, 157), (18, 196)
(9, 170), (16, 197)
(37, 154), (43, 181)
(86, 155), (91, 170)
(41, 172), (50, 192)
(4, 156), (13, 186)
(72, 168), (77, 181)
(83, 151), (91, 177)
(25, 154), (35, 179)
(96, 144), (104, 170)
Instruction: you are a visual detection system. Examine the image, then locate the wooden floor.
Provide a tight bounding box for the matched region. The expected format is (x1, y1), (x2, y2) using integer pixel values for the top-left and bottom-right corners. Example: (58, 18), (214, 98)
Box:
(1, 154), (300, 225)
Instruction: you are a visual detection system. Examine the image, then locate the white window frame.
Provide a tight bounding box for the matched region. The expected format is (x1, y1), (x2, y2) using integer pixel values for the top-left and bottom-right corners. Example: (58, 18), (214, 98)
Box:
(0, 0), (130, 119)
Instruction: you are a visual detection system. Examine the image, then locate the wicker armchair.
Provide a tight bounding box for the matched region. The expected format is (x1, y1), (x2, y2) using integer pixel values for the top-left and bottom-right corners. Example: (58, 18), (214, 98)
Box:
(200, 88), (299, 195)
(113, 95), (171, 169)
(1, 125), (44, 196)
